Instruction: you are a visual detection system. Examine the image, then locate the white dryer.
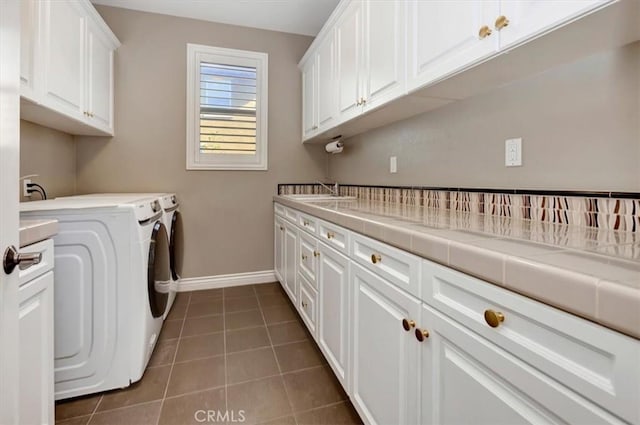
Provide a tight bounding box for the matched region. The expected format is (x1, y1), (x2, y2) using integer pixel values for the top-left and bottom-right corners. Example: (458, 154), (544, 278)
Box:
(20, 196), (169, 400)
(57, 193), (182, 319)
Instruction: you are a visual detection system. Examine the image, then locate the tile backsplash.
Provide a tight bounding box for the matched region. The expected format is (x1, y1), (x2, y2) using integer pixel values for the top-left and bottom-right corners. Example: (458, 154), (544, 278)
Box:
(278, 184), (640, 233)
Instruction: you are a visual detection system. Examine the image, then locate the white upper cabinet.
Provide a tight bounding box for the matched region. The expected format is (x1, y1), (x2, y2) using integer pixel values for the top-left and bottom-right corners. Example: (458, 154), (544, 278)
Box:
(86, 18), (115, 132)
(316, 32), (337, 130)
(407, 0), (500, 91)
(301, 58), (317, 138)
(299, 0), (625, 143)
(362, 0), (406, 111)
(20, 0), (38, 101)
(336, 0), (364, 123)
(20, 0), (119, 136)
(40, 0), (86, 119)
(497, 0), (610, 50)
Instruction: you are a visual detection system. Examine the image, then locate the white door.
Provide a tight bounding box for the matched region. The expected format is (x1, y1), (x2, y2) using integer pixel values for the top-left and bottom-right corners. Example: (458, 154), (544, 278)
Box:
(283, 222), (298, 304)
(335, 0), (363, 122)
(317, 243), (350, 391)
(351, 264), (420, 425)
(86, 20), (113, 132)
(497, 0), (609, 50)
(362, 0), (406, 111)
(40, 0), (86, 119)
(0, 0), (22, 422)
(18, 271), (54, 425)
(419, 303), (620, 425)
(316, 31), (336, 130)
(274, 216), (284, 283)
(408, 0), (500, 91)
(301, 59), (317, 139)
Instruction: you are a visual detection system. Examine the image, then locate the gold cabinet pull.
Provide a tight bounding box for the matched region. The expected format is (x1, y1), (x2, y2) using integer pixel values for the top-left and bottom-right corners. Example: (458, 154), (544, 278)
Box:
(402, 318), (415, 331)
(478, 25), (492, 39)
(371, 254), (382, 264)
(301, 300), (308, 308)
(301, 254), (308, 261)
(484, 309), (505, 328)
(313, 251), (320, 257)
(326, 232), (335, 239)
(495, 15), (509, 30)
(415, 328), (429, 342)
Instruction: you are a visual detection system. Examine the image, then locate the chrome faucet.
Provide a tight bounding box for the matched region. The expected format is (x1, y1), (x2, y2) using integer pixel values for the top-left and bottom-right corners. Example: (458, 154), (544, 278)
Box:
(315, 181), (339, 196)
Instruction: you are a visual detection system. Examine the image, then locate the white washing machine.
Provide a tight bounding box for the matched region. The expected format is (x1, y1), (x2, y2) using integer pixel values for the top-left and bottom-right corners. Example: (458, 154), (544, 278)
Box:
(57, 193), (182, 319)
(20, 196), (170, 400)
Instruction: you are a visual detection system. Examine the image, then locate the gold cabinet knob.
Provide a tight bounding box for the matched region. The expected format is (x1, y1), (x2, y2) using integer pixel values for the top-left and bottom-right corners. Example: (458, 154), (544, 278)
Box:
(303, 220), (310, 226)
(279, 226), (284, 231)
(326, 232), (335, 239)
(495, 15), (509, 30)
(371, 254), (382, 264)
(301, 300), (308, 308)
(83, 111), (88, 116)
(415, 328), (429, 342)
(484, 309), (505, 328)
(478, 25), (492, 39)
(313, 250), (320, 257)
(312, 125), (318, 130)
(301, 254), (308, 261)
(402, 318), (415, 331)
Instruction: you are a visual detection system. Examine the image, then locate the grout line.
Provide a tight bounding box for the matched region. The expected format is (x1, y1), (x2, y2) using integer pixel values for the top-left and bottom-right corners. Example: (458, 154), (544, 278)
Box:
(222, 284), (229, 417)
(154, 297), (189, 425)
(293, 400), (350, 419)
(84, 394), (103, 424)
(255, 285), (299, 425)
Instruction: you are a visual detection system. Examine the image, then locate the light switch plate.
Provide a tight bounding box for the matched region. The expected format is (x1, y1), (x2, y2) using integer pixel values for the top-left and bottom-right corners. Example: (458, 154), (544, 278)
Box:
(390, 156), (397, 173)
(505, 138), (522, 167)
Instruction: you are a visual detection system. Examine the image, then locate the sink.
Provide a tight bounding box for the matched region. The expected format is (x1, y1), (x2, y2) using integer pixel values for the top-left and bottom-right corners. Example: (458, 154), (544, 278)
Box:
(283, 194), (357, 201)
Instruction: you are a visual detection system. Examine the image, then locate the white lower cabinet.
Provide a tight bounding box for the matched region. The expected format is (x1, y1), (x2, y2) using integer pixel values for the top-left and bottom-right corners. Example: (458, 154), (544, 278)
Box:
(317, 242), (350, 391)
(18, 239), (55, 425)
(350, 263), (420, 425)
(273, 203), (639, 425)
(274, 216), (285, 282)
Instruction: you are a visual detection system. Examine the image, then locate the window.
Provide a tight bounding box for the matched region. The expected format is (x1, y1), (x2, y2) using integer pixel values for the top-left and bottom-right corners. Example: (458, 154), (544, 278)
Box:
(186, 44), (268, 170)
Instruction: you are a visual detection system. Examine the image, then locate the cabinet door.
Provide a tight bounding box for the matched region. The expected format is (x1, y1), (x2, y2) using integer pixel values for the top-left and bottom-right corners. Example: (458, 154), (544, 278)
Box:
(86, 20), (114, 132)
(362, 0), (405, 111)
(498, 0), (609, 50)
(40, 0), (86, 119)
(282, 222), (298, 304)
(419, 303), (625, 425)
(407, 0), (500, 91)
(18, 271), (54, 425)
(301, 59), (317, 139)
(316, 31), (336, 130)
(335, 0), (363, 123)
(317, 243), (350, 391)
(20, 0), (38, 101)
(274, 217), (285, 283)
(351, 263), (420, 425)
(298, 231), (318, 286)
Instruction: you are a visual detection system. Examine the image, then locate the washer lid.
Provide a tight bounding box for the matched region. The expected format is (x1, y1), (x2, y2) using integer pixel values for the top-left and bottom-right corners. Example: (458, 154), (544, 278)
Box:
(20, 197), (162, 222)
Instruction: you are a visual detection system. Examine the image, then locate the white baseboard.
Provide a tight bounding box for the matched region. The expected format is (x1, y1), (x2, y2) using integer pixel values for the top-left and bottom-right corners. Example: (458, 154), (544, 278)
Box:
(178, 270), (277, 292)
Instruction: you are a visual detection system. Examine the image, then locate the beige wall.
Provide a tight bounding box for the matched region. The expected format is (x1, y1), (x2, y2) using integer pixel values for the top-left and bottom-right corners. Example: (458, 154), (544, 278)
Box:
(329, 43), (640, 192)
(75, 6), (327, 278)
(20, 120), (76, 201)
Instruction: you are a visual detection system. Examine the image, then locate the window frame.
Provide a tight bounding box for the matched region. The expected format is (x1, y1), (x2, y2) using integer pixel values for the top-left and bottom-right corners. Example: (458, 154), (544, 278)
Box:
(186, 43), (268, 170)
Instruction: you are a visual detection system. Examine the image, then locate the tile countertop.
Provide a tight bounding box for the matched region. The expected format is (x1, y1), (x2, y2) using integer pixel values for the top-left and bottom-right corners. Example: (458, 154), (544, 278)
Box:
(274, 196), (640, 340)
(20, 219), (58, 248)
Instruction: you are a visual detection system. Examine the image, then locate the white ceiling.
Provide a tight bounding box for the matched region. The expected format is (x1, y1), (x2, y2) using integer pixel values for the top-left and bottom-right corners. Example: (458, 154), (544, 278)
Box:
(91, 0), (340, 36)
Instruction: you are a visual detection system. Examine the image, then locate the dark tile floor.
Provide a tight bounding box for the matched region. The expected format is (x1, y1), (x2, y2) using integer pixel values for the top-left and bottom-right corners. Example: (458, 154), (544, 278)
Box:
(55, 283), (363, 425)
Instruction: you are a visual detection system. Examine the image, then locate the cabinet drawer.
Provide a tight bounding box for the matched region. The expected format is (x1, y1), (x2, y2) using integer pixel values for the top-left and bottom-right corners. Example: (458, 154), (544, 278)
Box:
(298, 231), (318, 287)
(284, 206), (299, 223)
(274, 203), (285, 217)
(351, 233), (420, 298)
(422, 260), (640, 425)
(19, 239), (54, 286)
(318, 220), (349, 254)
(299, 274), (317, 335)
(298, 212), (318, 235)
